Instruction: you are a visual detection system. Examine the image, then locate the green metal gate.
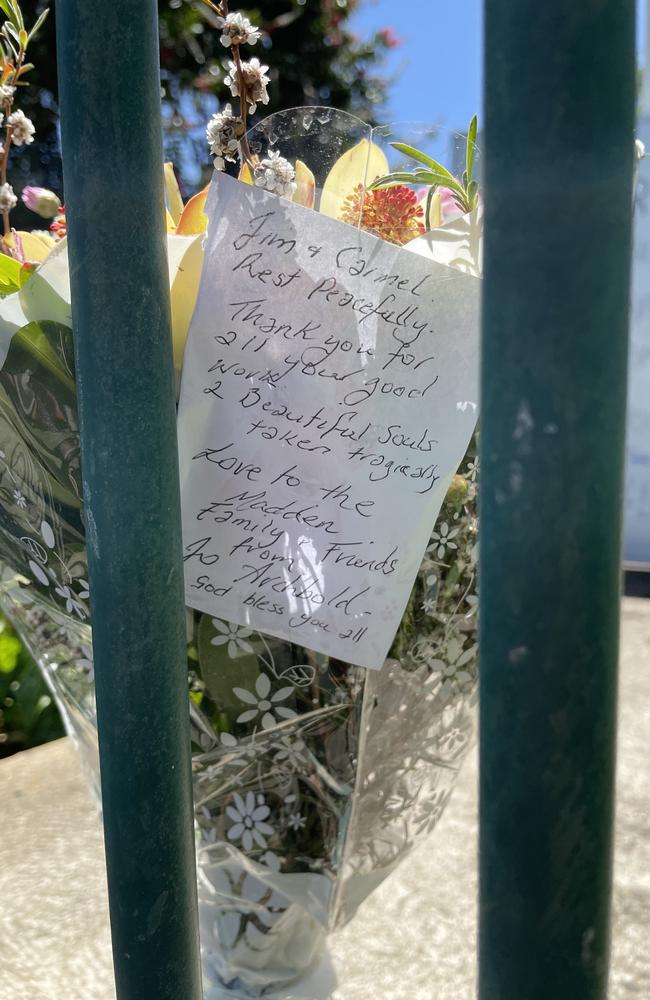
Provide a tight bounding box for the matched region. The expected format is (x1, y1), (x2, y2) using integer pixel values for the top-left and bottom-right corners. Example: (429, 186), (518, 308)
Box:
(55, 1), (636, 997)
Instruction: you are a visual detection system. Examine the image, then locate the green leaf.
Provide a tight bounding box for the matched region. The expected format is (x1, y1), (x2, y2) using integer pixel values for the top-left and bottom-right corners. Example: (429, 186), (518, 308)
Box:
(10, 322), (76, 393)
(0, 254), (24, 296)
(390, 142), (458, 185)
(468, 179), (479, 209)
(0, 631), (21, 673)
(28, 7), (48, 41)
(0, 0), (14, 22)
(466, 114), (478, 181)
(368, 170), (421, 189)
(9, 0), (23, 30)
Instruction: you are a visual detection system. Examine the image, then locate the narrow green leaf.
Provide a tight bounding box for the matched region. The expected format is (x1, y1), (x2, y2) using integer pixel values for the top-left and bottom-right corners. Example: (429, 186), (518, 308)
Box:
(28, 7), (49, 41)
(368, 171), (421, 190)
(466, 114), (478, 181)
(390, 142), (458, 184)
(9, 0), (23, 30)
(0, 0), (13, 21)
(412, 168), (466, 198)
(468, 179), (479, 210)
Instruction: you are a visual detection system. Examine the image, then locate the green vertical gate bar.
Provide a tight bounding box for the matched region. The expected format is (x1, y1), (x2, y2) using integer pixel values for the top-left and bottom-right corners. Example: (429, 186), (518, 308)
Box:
(56, 2), (203, 998)
(480, 2), (635, 999)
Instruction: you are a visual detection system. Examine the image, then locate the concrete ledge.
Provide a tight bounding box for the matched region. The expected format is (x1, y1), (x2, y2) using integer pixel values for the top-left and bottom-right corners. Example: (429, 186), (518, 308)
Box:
(2, 598), (649, 998)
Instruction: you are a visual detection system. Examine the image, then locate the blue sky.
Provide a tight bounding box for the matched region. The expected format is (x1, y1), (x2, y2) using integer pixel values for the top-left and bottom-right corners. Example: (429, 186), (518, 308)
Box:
(351, 0), (648, 128)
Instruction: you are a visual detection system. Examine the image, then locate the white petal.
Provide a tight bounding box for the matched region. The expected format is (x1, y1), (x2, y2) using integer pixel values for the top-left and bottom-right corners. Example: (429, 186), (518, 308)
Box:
(256, 673), (271, 698)
(261, 712), (276, 730)
(254, 821), (274, 837)
(252, 805), (270, 821)
(210, 635), (228, 647)
(233, 686), (258, 705)
(211, 618), (230, 635)
(251, 828), (268, 849)
(227, 823), (244, 841)
(271, 686), (293, 703)
(233, 793), (247, 814)
(28, 560), (49, 586)
(236, 709), (258, 724)
(245, 791), (255, 814)
(242, 829), (253, 852)
(237, 638), (254, 654)
(275, 707), (296, 720)
(40, 520), (55, 548)
(226, 806), (243, 823)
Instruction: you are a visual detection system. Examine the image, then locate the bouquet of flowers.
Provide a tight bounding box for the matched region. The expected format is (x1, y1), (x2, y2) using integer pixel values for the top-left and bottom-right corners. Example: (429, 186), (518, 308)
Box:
(0, 3), (481, 995)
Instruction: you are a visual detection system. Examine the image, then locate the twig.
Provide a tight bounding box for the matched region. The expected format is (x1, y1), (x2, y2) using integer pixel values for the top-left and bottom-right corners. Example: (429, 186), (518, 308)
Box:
(201, 0), (255, 170)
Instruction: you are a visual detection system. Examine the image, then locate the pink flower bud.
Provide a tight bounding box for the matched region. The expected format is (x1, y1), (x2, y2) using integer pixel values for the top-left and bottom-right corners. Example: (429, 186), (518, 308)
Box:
(21, 186), (61, 219)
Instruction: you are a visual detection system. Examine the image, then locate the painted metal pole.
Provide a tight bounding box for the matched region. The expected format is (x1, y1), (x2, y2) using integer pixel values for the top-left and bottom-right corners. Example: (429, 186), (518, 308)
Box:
(56, 3), (202, 998)
(479, 3), (636, 999)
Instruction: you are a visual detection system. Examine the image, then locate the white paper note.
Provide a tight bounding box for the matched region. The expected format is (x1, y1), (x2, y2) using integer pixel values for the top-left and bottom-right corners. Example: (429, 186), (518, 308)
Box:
(177, 173), (480, 669)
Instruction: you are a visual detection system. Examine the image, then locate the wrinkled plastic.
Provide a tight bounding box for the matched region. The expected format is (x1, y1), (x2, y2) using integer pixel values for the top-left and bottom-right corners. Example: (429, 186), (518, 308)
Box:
(0, 110), (479, 997)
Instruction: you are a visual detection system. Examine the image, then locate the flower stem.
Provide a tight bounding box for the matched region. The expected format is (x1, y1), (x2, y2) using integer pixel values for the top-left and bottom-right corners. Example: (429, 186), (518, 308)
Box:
(209, 0), (255, 170)
(0, 44), (27, 237)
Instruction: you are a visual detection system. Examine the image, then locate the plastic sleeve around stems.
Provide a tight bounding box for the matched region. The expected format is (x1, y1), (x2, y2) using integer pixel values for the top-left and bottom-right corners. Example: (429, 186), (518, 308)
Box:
(479, 3), (635, 999)
(55, 2), (203, 998)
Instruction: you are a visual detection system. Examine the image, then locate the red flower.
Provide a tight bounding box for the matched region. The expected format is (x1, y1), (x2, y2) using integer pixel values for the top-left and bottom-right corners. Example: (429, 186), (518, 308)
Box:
(50, 206), (67, 241)
(339, 183), (425, 246)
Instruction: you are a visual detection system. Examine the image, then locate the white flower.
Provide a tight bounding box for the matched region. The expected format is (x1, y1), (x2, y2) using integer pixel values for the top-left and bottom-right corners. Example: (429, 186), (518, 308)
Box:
(465, 458), (478, 482)
(427, 636), (477, 703)
(210, 618), (253, 657)
(225, 58), (270, 114)
(233, 672), (296, 730)
(635, 138), (646, 163)
(205, 103), (245, 171)
(7, 109), (35, 146)
(216, 11), (261, 48)
(414, 788), (452, 836)
(287, 812), (306, 832)
(429, 521), (459, 561)
(76, 578), (90, 600)
(253, 151), (297, 198)
(0, 182), (17, 212)
(12, 489), (27, 509)
(209, 863), (286, 950)
(273, 735), (308, 769)
(0, 84), (15, 103)
(421, 596), (437, 615)
(78, 643), (94, 680)
(226, 791), (274, 851)
(55, 583), (85, 618)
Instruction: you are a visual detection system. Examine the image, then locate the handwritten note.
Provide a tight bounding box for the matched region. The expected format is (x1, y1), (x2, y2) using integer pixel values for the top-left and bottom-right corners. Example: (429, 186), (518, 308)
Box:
(177, 173), (480, 668)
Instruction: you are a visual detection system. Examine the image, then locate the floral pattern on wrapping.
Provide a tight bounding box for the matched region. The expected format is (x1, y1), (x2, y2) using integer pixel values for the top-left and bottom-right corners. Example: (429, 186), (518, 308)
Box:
(0, 295), (480, 995)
